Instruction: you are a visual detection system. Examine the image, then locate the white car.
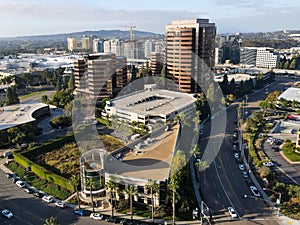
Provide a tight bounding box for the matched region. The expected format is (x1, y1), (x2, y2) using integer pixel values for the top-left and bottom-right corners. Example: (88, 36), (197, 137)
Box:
(16, 180), (25, 188)
(42, 195), (54, 203)
(2, 209), (13, 219)
(234, 153), (239, 159)
(55, 201), (66, 208)
(90, 213), (103, 220)
(228, 207), (237, 218)
(238, 164), (245, 171)
(266, 137), (274, 143)
(250, 186), (261, 197)
(262, 162), (274, 167)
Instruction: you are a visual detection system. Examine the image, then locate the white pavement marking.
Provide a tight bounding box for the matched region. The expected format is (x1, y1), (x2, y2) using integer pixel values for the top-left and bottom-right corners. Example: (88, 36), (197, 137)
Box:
(214, 160), (241, 219)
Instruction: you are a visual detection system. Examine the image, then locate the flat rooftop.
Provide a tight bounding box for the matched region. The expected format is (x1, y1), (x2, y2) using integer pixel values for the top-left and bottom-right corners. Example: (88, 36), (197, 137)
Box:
(109, 89), (195, 116)
(278, 87), (300, 102)
(0, 100), (48, 131)
(105, 125), (179, 181)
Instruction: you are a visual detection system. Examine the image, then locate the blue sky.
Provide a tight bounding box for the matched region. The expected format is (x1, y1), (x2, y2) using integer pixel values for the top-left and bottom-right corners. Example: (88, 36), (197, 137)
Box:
(1, 0), (300, 37)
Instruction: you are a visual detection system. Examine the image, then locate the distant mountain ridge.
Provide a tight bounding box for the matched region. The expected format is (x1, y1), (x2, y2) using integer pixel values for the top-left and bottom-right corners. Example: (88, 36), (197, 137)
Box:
(0, 30), (164, 41)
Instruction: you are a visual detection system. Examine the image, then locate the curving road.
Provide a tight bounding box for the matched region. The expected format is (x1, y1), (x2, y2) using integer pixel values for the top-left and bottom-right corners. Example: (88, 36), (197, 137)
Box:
(198, 75), (294, 224)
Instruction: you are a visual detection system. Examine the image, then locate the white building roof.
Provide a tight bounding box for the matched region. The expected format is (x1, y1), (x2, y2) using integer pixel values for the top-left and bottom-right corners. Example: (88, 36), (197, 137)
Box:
(278, 87), (300, 102)
(0, 100), (48, 131)
(109, 89), (196, 117)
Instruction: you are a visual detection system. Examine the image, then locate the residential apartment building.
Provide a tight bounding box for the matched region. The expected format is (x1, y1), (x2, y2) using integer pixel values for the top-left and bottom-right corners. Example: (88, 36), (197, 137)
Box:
(165, 18), (216, 93)
(81, 35), (94, 51)
(104, 39), (124, 56)
(67, 37), (78, 52)
(93, 39), (104, 53)
(240, 47), (278, 68)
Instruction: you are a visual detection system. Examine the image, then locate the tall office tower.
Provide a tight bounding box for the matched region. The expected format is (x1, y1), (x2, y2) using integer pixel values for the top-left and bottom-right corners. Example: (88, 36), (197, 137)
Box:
(93, 39), (104, 53)
(124, 41), (136, 59)
(67, 37), (78, 52)
(74, 59), (87, 90)
(165, 19), (216, 93)
(74, 53), (117, 101)
(144, 40), (154, 59)
(150, 52), (163, 76)
(81, 35), (94, 51)
(115, 56), (128, 93)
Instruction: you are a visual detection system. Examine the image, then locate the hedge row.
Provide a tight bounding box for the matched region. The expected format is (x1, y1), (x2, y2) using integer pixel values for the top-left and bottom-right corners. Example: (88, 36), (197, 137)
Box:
(22, 132), (75, 158)
(13, 151), (74, 192)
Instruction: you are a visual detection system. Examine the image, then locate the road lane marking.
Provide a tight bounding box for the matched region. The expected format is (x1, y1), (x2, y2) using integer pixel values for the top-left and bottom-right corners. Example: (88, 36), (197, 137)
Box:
(214, 161), (241, 219)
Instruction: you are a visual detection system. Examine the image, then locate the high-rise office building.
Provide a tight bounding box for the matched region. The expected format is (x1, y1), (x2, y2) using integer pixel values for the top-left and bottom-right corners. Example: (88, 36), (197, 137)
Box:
(150, 52), (163, 76)
(165, 19), (216, 93)
(67, 37), (78, 52)
(74, 53), (127, 101)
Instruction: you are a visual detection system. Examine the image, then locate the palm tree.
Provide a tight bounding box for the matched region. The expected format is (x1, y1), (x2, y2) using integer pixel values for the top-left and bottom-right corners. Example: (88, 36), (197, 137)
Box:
(70, 175), (81, 209)
(146, 179), (159, 223)
(168, 177), (179, 225)
(105, 179), (118, 217)
(44, 216), (59, 225)
(191, 145), (200, 159)
(86, 177), (95, 213)
(125, 185), (136, 221)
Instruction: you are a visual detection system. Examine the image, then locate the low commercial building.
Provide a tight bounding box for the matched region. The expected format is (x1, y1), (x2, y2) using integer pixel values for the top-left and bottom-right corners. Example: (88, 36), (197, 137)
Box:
(80, 123), (180, 206)
(102, 84), (196, 125)
(240, 47), (279, 68)
(0, 100), (50, 131)
(278, 87), (300, 103)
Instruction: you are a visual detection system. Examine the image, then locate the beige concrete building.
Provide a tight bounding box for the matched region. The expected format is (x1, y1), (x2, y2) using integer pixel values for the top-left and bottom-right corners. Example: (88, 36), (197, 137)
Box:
(82, 35), (94, 51)
(67, 37), (78, 52)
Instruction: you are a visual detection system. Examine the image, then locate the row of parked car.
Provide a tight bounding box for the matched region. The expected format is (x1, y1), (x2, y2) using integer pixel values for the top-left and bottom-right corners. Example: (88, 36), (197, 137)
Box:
(6, 173), (67, 208)
(72, 211), (154, 225)
(233, 131), (262, 198)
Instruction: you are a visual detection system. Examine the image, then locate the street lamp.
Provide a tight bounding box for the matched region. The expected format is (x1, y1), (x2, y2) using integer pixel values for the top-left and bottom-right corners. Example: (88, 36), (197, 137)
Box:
(263, 188), (281, 217)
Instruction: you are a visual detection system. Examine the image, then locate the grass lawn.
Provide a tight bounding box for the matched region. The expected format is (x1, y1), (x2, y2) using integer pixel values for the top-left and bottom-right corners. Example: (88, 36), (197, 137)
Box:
(6, 161), (71, 200)
(282, 149), (300, 162)
(19, 90), (50, 99)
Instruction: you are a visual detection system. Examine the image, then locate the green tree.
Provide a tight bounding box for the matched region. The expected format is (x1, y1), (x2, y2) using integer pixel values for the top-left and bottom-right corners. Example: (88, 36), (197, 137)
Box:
(125, 185), (136, 221)
(105, 178), (118, 217)
(70, 175), (81, 210)
(191, 145), (200, 159)
(85, 177), (95, 213)
(41, 95), (48, 104)
(6, 86), (19, 105)
(206, 82), (216, 102)
(44, 216), (60, 225)
(168, 177), (179, 225)
(170, 150), (186, 177)
(68, 75), (75, 91)
(146, 179), (159, 223)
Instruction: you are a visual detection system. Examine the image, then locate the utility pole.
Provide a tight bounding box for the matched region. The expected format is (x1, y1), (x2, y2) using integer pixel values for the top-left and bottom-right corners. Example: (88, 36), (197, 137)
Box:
(263, 188), (282, 217)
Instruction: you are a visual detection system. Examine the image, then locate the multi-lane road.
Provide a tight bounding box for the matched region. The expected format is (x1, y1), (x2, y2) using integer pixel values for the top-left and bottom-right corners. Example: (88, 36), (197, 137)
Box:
(0, 170), (111, 225)
(199, 75), (294, 224)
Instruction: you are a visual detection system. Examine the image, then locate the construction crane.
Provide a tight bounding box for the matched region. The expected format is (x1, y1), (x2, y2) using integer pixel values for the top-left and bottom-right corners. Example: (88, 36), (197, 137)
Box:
(118, 24), (136, 41)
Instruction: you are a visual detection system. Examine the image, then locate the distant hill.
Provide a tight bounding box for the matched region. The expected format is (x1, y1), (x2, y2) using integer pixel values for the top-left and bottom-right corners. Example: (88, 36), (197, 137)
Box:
(0, 30), (164, 41)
